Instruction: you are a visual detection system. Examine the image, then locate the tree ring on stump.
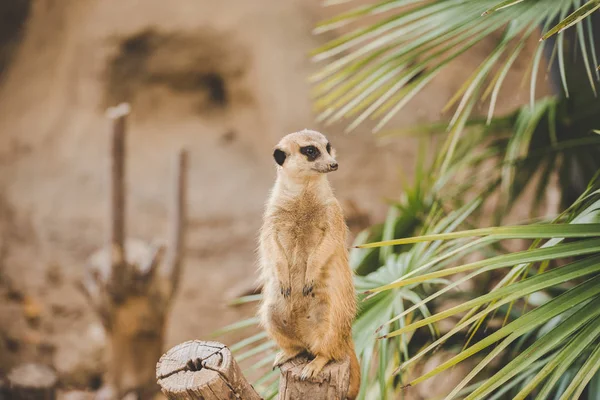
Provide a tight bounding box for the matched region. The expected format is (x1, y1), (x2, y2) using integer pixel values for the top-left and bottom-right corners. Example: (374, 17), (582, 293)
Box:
(156, 340), (261, 400)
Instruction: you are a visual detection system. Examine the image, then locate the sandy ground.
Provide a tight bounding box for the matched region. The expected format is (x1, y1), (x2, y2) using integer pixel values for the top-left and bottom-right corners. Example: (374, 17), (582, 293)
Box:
(0, 0), (549, 396)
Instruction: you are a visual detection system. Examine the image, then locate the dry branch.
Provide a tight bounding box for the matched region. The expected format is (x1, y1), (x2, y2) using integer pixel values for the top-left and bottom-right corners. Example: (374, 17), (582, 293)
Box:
(163, 149), (188, 296)
(83, 104), (189, 400)
(106, 103), (130, 300)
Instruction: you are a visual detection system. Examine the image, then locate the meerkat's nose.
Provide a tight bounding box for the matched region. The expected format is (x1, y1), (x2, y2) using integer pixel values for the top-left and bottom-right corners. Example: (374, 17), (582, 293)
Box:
(329, 162), (338, 171)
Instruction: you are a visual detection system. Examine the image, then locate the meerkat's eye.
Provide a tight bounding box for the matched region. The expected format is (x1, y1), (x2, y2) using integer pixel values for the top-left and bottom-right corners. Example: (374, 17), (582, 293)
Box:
(326, 142), (331, 154)
(300, 145), (320, 161)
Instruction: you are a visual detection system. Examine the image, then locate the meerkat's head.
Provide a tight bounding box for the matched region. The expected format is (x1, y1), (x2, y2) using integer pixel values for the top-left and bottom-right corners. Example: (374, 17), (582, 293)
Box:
(273, 130), (338, 178)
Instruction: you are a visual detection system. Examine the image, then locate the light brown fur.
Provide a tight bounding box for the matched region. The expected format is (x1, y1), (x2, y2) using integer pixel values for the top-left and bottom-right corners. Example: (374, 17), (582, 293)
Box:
(258, 130), (360, 399)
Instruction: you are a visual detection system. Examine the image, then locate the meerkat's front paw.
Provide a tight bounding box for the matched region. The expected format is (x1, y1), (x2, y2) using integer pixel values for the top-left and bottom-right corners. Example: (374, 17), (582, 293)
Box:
(300, 356), (329, 380)
(279, 282), (291, 298)
(302, 280), (314, 296)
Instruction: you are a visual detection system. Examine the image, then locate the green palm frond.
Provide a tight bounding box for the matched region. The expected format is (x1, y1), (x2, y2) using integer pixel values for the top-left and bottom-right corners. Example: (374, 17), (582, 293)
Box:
(381, 94), (600, 213)
(312, 0), (599, 143)
(540, 0), (600, 40)
(362, 179), (600, 399)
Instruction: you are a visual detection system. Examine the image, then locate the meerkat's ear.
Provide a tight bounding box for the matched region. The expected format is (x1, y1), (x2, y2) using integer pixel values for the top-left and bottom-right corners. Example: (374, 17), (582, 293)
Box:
(273, 148), (287, 166)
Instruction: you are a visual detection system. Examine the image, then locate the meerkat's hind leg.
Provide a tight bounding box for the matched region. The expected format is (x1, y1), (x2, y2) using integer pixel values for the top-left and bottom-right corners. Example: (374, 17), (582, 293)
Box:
(273, 348), (305, 369)
(300, 355), (330, 380)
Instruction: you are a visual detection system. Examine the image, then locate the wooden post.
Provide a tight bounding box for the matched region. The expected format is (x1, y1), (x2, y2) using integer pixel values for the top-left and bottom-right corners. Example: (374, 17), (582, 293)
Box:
(6, 363), (57, 400)
(156, 341), (262, 400)
(156, 341), (351, 400)
(163, 149), (188, 296)
(106, 103), (129, 301)
(278, 356), (350, 400)
(81, 104), (189, 400)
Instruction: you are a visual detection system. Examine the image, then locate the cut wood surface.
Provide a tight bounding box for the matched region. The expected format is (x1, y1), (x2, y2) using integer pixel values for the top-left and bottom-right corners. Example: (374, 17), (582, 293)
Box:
(156, 340), (262, 400)
(157, 341), (352, 400)
(6, 363), (57, 400)
(279, 355), (350, 400)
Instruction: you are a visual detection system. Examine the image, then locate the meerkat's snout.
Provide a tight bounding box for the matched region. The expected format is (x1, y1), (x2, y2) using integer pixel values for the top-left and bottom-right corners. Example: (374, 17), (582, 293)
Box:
(307, 145), (338, 174)
(321, 160), (338, 173)
(321, 147), (339, 173)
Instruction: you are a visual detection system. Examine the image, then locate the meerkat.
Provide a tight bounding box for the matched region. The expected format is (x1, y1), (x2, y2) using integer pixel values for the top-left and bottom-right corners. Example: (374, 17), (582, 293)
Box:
(258, 129), (360, 399)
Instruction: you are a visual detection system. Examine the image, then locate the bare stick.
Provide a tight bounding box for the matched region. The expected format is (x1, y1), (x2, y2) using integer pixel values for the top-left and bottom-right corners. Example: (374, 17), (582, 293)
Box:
(163, 149), (188, 296)
(106, 103), (130, 295)
(156, 341), (262, 400)
(279, 356), (350, 400)
(84, 111), (190, 398)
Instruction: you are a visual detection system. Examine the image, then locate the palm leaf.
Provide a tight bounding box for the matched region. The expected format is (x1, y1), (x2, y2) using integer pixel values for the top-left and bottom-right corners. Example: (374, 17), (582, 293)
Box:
(463, 299), (600, 399)
(558, 342), (600, 400)
(383, 254), (600, 339)
(523, 320), (600, 399)
(541, 0), (600, 40)
(358, 223), (600, 249)
(482, 0), (527, 15)
(403, 276), (600, 387)
(313, 0), (599, 133)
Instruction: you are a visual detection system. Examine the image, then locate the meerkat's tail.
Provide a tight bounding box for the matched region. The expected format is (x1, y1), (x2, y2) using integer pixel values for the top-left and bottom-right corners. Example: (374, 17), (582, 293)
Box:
(346, 340), (361, 400)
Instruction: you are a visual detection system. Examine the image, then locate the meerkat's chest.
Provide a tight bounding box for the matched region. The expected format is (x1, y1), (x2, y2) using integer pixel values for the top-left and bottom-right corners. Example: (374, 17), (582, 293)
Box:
(273, 199), (328, 247)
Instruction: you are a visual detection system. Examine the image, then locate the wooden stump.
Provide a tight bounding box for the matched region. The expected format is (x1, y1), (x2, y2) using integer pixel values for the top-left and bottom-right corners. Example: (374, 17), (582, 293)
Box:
(279, 356), (350, 400)
(156, 341), (262, 400)
(6, 363), (57, 400)
(81, 104), (189, 399)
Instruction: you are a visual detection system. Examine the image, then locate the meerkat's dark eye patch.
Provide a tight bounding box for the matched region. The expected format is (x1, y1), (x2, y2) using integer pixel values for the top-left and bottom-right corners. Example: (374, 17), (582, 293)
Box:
(273, 148), (287, 166)
(326, 142), (331, 154)
(300, 145), (320, 161)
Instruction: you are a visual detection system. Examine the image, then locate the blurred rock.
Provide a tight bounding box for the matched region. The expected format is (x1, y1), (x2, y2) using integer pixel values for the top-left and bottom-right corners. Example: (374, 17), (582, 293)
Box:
(60, 390), (95, 400)
(7, 363), (57, 399)
(53, 322), (106, 389)
(95, 385), (116, 400)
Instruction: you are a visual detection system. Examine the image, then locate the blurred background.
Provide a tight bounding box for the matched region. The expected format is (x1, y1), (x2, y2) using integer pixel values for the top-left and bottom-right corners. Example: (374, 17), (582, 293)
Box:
(0, 0), (579, 399)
